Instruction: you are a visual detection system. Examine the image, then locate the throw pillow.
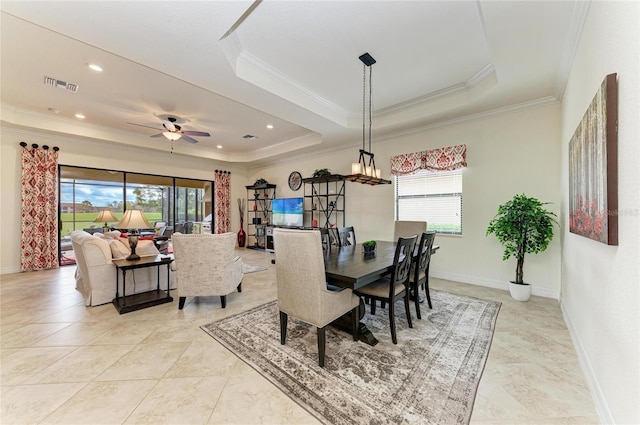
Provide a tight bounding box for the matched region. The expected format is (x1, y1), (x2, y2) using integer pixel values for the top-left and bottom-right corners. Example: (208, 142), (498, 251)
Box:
(109, 239), (131, 259)
(104, 230), (121, 239)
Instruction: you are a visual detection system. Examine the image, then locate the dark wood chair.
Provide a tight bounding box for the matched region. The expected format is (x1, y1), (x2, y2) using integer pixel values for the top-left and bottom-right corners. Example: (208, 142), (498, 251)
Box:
(410, 231), (436, 319)
(337, 226), (356, 247)
(319, 228), (332, 252)
(354, 235), (417, 344)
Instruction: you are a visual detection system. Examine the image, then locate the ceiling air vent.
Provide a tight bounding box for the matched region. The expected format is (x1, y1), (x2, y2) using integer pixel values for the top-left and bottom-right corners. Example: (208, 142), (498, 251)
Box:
(44, 76), (79, 93)
(242, 135), (258, 140)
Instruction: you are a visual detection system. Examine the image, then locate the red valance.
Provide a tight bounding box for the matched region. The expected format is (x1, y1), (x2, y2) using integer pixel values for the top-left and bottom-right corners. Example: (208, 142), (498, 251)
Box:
(390, 144), (467, 176)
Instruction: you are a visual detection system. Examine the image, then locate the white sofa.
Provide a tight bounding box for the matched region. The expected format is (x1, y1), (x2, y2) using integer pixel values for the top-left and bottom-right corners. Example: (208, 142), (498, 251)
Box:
(71, 230), (177, 306)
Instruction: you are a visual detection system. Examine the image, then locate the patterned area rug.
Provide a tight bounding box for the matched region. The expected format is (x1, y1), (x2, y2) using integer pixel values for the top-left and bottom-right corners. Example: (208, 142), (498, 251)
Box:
(202, 290), (500, 425)
(241, 263), (267, 274)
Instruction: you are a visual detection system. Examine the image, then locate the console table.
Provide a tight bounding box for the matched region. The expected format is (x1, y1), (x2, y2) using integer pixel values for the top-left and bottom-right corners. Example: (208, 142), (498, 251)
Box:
(112, 255), (174, 314)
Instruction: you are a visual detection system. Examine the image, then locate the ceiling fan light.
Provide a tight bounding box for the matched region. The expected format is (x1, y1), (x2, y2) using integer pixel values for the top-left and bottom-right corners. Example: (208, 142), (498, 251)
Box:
(163, 132), (181, 141)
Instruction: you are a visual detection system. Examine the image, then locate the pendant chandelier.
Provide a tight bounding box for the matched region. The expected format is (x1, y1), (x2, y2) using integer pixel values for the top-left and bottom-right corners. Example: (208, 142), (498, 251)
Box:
(345, 52), (391, 186)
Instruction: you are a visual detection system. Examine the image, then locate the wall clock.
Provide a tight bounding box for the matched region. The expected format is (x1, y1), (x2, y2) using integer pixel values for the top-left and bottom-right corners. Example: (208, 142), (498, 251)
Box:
(288, 171), (302, 191)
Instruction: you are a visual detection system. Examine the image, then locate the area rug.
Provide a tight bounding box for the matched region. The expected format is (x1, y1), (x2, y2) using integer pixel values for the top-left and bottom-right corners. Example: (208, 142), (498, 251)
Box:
(242, 263), (267, 274)
(201, 289), (500, 425)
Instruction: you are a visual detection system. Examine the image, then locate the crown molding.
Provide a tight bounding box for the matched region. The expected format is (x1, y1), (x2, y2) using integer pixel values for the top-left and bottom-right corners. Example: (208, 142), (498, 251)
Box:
(554, 1), (591, 100)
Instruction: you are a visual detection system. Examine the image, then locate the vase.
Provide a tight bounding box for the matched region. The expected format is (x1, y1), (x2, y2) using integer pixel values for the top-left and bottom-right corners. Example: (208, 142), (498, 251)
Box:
(237, 220), (246, 247)
(508, 281), (531, 302)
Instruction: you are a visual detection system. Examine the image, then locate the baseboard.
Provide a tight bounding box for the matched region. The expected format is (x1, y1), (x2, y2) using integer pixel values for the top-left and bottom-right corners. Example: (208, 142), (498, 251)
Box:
(1, 266), (21, 275)
(430, 271), (560, 299)
(561, 300), (613, 424)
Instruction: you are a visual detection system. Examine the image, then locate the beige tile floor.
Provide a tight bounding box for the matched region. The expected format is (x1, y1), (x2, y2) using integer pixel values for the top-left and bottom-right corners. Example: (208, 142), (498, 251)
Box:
(1, 248), (599, 424)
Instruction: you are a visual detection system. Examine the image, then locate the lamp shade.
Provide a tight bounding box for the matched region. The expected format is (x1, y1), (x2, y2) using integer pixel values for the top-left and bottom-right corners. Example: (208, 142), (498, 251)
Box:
(115, 209), (151, 230)
(94, 210), (117, 223)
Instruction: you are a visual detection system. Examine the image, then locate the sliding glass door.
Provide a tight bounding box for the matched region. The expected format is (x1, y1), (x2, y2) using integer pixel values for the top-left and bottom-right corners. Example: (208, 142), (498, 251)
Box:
(59, 166), (213, 265)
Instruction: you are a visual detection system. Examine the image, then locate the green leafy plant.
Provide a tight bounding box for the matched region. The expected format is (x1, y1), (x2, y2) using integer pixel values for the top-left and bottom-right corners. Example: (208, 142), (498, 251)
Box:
(486, 194), (558, 284)
(362, 240), (377, 252)
(312, 168), (331, 178)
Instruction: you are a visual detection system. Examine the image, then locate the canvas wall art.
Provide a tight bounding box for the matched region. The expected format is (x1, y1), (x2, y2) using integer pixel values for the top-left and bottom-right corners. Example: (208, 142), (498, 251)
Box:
(569, 73), (618, 245)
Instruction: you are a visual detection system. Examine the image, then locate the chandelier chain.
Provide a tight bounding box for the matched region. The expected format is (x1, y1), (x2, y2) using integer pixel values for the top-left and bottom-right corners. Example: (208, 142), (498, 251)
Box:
(362, 64), (366, 151)
(368, 65), (373, 153)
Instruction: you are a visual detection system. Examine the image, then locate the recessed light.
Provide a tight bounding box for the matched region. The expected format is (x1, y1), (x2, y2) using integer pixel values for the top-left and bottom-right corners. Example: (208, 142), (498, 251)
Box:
(216, 145), (223, 149)
(88, 64), (103, 72)
(75, 114), (85, 119)
(266, 124), (274, 129)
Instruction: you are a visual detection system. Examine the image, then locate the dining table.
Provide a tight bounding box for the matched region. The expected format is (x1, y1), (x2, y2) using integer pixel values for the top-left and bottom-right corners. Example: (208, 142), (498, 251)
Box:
(324, 240), (438, 345)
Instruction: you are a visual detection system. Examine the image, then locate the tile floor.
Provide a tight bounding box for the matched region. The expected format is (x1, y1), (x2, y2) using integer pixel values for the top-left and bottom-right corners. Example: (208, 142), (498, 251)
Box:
(1, 248), (599, 424)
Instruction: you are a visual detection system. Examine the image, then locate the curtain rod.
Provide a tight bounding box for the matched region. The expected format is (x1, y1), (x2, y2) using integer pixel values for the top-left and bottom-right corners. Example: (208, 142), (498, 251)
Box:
(19, 142), (59, 151)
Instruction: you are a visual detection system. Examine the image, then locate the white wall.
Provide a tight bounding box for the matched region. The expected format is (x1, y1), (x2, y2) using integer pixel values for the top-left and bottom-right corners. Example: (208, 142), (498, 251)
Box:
(0, 126), (251, 274)
(253, 102), (563, 298)
(560, 2), (640, 424)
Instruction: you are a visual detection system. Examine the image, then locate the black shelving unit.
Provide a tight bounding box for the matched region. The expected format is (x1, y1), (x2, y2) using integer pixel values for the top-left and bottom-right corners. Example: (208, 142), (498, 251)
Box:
(303, 175), (345, 242)
(246, 184), (276, 250)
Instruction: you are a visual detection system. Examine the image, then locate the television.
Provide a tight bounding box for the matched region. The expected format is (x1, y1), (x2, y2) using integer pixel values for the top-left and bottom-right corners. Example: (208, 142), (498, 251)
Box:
(272, 197), (304, 228)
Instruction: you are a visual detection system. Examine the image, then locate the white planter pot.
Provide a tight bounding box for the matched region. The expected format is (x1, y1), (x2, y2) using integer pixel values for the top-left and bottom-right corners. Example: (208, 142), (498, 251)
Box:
(508, 281), (531, 302)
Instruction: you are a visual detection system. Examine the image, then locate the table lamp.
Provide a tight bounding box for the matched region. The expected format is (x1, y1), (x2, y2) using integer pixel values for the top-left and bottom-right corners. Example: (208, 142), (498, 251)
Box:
(115, 209), (151, 261)
(94, 210), (118, 233)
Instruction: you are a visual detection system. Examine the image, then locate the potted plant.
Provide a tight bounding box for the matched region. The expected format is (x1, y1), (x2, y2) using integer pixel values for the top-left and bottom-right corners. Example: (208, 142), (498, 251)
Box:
(486, 193), (558, 301)
(253, 178), (268, 188)
(362, 240), (377, 256)
(312, 168), (331, 178)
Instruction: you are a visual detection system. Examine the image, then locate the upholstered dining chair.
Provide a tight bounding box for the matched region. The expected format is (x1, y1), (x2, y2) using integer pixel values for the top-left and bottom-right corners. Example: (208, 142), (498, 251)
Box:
(355, 235), (417, 345)
(273, 228), (360, 367)
(410, 231), (437, 319)
(171, 232), (243, 309)
(393, 220), (427, 241)
(337, 226), (356, 247)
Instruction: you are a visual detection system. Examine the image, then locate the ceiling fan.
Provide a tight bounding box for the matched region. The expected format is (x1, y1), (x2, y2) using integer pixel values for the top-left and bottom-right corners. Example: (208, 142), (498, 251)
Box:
(128, 116), (210, 144)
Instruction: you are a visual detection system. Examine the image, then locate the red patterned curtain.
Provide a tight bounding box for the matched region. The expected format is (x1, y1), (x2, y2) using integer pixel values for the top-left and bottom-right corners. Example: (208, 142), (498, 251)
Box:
(390, 144), (467, 176)
(20, 143), (59, 271)
(214, 170), (231, 233)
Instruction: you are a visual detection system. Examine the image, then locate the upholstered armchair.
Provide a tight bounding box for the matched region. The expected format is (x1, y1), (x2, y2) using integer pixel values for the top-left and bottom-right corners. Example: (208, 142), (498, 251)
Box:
(171, 232), (243, 309)
(273, 228), (360, 367)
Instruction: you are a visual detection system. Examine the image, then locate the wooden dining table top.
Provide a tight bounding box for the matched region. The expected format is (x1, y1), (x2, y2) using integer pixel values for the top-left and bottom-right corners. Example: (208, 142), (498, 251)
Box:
(324, 240), (439, 290)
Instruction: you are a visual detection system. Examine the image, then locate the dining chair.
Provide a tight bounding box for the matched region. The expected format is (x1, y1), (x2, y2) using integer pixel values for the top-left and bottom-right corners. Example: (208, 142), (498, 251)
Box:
(337, 226), (356, 247)
(273, 228), (360, 367)
(410, 231), (437, 319)
(355, 234), (417, 344)
(319, 228), (332, 252)
(393, 220), (427, 241)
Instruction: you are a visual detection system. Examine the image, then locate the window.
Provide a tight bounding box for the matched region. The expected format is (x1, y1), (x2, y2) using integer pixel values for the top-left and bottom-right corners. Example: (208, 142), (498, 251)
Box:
(59, 166), (212, 239)
(395, 169), (463, 235)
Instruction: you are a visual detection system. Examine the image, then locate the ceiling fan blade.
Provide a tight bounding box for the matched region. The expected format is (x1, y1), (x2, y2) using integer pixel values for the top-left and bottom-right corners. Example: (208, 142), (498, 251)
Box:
(127, 122), (162, 131)
(162, 120), (177, 132)
(150, 133), (163, 138)
(181, 130), (210, 137)
(181, 135), (198, 144)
